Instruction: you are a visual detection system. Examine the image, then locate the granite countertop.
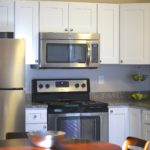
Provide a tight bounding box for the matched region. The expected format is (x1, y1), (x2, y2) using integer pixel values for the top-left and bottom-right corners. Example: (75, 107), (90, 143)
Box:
(91, 92), (150, 110)
(25, 92), (150, 110)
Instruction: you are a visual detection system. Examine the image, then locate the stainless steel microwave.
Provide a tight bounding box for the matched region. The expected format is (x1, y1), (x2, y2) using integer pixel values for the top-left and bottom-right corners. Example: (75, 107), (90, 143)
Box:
(35, 32), (100, 69)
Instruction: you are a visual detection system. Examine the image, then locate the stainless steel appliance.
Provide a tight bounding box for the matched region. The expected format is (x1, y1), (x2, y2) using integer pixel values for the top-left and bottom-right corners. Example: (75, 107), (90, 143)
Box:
(32, 79), (108, 141)
(0, 39), (25, 140)
(32, 32), (100, 69)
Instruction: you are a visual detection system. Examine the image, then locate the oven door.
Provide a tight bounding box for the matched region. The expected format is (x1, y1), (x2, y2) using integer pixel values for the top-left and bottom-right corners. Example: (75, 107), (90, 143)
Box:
(40, 40), (99, 68)
(48, 112), (108, 141)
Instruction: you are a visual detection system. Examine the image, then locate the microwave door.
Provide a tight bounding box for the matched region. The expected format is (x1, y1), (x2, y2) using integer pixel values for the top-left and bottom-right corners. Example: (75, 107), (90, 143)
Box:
(69, 44), (87, 64)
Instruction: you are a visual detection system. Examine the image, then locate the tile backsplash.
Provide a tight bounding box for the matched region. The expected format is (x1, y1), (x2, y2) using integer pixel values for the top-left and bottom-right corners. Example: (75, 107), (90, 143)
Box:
(25, 64), (150, 93)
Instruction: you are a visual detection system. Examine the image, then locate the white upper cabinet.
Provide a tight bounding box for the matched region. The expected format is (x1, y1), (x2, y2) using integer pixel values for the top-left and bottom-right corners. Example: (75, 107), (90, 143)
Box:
(120, 4), (150, 64)
(15, 1), (39, 64)
(69, 2), (97, 33)
(40, 1), (68, 32)
(39, 1), (97, 33)
(0, 0), (14, 32)
(98, 4), (119, 64)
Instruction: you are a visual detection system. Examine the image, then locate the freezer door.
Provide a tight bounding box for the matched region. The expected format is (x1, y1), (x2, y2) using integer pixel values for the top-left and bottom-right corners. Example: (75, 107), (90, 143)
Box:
(0, 39), (25, 88)
(0, 90), (25, 140)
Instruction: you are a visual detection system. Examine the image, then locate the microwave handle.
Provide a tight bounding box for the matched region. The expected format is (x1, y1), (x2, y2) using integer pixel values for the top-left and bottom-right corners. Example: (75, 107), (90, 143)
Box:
(87, 44), (91, 65)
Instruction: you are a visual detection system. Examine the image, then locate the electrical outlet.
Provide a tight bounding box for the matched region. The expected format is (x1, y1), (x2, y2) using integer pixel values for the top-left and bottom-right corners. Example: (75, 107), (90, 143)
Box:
(98, 75), (104, 84)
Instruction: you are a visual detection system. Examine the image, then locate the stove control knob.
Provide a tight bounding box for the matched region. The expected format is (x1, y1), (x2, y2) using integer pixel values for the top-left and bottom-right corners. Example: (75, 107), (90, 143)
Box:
(81, 83), (86, 88)
(45, 84), (50, 89)
(39, 84), (43, 89)
(75, 83), (79, 88)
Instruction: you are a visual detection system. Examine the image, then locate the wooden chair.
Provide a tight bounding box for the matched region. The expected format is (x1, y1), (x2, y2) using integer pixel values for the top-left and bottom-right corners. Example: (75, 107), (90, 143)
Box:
(6, 132), (28, 139)
(122, 136), (150, 150)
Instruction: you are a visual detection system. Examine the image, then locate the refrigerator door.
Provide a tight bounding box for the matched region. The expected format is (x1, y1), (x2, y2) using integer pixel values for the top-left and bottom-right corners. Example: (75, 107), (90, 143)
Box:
(0, 90), (25, 140)
(0, 39), (25, 88)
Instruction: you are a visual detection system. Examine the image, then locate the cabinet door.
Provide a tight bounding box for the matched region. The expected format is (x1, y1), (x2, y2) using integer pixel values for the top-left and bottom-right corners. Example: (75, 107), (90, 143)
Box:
(143, 124), (150, 140)
(109, 107), (128, 146)
(69, 2), (97, 33)
(25, 124), (47, 132)
(142, 110), (150, 140)
(15, 1), (39, 64)
(40, 1), (68, 32)
(120, 4), (150, 64)
(128, 108), (141, 138)
(0, 1), (14, 31)
(98, 4), (119, 64)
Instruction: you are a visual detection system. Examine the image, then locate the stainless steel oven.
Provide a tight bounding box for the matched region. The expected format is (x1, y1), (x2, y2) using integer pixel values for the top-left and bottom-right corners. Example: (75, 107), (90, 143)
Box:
(48, 112), (108, 141)
(32, 78), (108, 142)
(37, 32), (100, 68)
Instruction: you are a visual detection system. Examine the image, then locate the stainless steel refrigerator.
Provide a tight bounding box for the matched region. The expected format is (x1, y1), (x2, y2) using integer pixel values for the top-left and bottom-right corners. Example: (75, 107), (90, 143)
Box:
(0, 39), (25, 140)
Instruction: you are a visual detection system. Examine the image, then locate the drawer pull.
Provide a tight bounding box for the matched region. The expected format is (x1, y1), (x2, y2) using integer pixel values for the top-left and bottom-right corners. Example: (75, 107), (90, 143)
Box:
(110, 110), (113, 113)
(33, 115), (37, 119)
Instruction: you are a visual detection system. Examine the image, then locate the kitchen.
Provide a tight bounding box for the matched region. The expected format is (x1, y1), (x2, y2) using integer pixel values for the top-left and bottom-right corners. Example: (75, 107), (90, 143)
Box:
(0, 0), (150, 148)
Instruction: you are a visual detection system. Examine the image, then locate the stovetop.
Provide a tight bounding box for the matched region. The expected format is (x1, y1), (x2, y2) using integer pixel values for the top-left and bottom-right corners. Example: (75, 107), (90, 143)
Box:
(32, 78), (108, 113)
(33, 100), (108, 113)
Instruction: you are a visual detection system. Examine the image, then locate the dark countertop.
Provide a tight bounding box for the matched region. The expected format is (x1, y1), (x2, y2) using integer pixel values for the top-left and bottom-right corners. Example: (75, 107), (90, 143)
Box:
(91, 92), (150, 110)
(25, 92), (150, 110)
(96, 99), (150, 109)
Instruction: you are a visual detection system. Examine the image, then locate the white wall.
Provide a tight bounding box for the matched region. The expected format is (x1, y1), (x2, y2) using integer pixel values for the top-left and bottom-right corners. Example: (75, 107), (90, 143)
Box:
(25, 64), (150, 93)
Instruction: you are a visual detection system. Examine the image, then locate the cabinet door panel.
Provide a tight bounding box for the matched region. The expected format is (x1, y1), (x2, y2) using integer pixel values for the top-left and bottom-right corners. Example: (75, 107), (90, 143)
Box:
(120, 4), (150, 64)
(40, 1), (68, 32)
(143, 110), (150, 124)
(143, 124), (150, 140)
(25, 124), (47, 132)
(15, 1), (39, 64)
(129, 108), (141, 138)
(109, 107), (128, 146)
(0, 1), (14, 31)
(98, 4), (119, 64)
(69, 2), (97, 32)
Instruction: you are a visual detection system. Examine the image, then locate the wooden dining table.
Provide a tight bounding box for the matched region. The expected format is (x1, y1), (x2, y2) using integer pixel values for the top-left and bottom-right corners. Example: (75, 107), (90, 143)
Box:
(0, 138), (122, 150)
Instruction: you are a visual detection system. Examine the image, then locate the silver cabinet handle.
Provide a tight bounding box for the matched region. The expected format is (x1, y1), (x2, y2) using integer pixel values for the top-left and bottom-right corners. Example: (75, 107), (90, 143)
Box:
(35, 59), (38, 63)
(33, 115), (37, 119)
(65, 28), (68, 31)
(110, 110), (113, 113)
(120, 60), (123, 63)
(70, 28), (73, 32)
(43, 125), (47, 129)
(100, 60), (102, 63)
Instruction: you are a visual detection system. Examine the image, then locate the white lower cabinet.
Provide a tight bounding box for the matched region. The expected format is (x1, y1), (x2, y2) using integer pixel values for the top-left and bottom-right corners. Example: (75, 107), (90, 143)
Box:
(142, 110), (150, 140)
(25, 107), (47, 132)
(109, 107), (141, 146)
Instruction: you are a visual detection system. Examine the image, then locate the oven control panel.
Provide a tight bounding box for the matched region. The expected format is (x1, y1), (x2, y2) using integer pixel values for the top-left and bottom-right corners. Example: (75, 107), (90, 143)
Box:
(34, 79), (89, 93)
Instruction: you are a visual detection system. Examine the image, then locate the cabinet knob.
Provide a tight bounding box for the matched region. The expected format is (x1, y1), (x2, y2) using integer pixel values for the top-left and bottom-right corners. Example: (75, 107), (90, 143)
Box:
(35, 59), (38, 63)
(110, 110), (113, 113)
(65, 28), (68, 31)
(120, 60), (123, 63)
(70, 28), (73, 32)
(43, 125), (47, 129)
(100, 60), (102, 63)
(33, 115), (37, 119)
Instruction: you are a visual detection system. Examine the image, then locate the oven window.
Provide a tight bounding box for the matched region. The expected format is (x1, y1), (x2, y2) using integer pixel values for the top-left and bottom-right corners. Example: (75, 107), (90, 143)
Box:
(57, 116), (100, 141)
(46, 44), (87, 63)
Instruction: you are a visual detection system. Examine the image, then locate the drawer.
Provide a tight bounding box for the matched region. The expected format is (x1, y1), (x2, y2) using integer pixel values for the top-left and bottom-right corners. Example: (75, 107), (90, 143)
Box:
(142, 110), (150, 124)
(25, 108), (47, 123)
(25, 123), (47, 132)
